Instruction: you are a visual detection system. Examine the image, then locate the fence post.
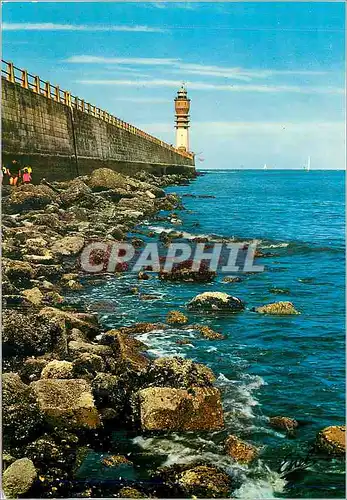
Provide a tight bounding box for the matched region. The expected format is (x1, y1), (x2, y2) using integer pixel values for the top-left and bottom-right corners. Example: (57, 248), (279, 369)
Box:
(33, 76), (40, 93)
(21, 70), (29, 89)
(65, 91), (72, 107)
(45, 81), (51, 98)
(7, 62), (15, 83)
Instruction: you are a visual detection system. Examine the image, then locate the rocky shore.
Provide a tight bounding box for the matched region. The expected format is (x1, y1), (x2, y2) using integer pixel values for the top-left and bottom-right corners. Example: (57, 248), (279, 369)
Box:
(2, 168), (345, 499)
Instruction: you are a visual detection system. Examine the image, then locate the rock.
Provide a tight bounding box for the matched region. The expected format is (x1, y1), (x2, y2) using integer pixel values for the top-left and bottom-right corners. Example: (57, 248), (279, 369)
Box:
(60, 178), (92, 206)
(2, 309), (67, 358)
(224, 435), (258, 463)
(2, 373), (43, 446)
(3, 259), (34, 287)
(145, 357), (215, 389)
(193, 325), (226, 340)
(20, 357), (51, 383)
(137, 387), (224, 431)
(269, 416), (299, 431)
(22, 287), (44, 306)
(120, 322), (165, 335)
(159, 261), (216, 283)
(102, 331), (149, 372)
(138, 271), (150, 280)
(73, 353), (105, 378)
(109, 226), (125, 241)
(166, 310), (188, 325)
(255, 301), (300, 315)
(89, 168), (135, 191)
(41, 360), (74, 379)
(5, 184), (57, 213)
(38, 307), (99, 338)
(157, 463), (231, 498)
(51, 236), (85, 257)
(92, 373), (126, 416)
(118, 487), (145, 498)
(2, 458), (37, 498)
(222, 276), (242, 283)
(269, 287), (290, 295)
(31, 378), (100, 429)
(187, 292), (245, 312)
(68, 340), (113, 359)
(315, 425), (345, 456)
(101, 455), (133, 467)
(176, 338), (192, 345)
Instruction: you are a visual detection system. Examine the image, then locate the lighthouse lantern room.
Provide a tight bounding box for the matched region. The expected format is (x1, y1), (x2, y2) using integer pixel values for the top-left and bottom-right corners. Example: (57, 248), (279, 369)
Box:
(174, 85), (190, 152)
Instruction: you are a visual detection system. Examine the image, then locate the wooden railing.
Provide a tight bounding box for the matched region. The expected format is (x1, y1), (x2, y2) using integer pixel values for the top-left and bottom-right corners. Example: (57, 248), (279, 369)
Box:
(1, 60), (194, 160)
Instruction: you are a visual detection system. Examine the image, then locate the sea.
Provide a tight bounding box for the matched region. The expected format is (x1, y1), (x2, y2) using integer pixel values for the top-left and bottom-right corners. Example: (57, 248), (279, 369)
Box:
(69, 170), (345, 499)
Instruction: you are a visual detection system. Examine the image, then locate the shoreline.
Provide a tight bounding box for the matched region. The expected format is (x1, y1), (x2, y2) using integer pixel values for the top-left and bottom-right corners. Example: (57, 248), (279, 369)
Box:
(2, 168), (345, 499)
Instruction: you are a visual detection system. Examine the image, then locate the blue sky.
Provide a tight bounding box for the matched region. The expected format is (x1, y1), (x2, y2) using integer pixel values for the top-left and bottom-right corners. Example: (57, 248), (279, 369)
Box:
(2, 1), (346, 169)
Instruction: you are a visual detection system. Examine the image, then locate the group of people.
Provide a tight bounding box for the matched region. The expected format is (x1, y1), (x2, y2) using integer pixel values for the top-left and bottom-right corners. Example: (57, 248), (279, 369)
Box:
(1, 159), (32, 186)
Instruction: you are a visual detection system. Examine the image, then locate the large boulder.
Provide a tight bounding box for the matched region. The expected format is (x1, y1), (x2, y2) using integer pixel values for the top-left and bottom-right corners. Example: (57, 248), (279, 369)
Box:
(41, 360), (74, 379)
(3, 259), (34, 287)
(315, 425), (345, 456)
(102, 330), (150, 372)
(187, 291), (245, 312)
(38, 307), (99, 338)
(2, 458), (37, 498)
(156, 462), (232, 498)
(60, 178), (92, 206)
(2, 309), (67, 358)
(22, 286), (44, 306)
(224, 435), (258, 464)
(88, 168), (164, 198)
(159, 261), (216, 283)
(2, 373), (43, 446)
(144, 357), (215, 389)
(5, 184), (57, 213)
(137, 387), (224, 431)
(31, 378), (100, 429)
(92, 373), (127, 418)
(51, 236), (85, 257)
(255, 301), (300, 315)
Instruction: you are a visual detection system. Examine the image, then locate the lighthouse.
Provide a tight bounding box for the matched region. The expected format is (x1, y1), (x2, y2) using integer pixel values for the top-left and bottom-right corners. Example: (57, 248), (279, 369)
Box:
(174, 84), (190, 152)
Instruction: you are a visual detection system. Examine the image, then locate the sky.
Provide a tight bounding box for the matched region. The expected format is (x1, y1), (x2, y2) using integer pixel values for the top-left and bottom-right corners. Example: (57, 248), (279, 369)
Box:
(1, 1), (346, 169)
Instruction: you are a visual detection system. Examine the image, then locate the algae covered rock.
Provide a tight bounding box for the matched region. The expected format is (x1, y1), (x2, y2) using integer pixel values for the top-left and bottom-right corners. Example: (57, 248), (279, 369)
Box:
(22, 286), (44, 306)
(269, 416), (299, 431)
(315, 425), (345, 456)
(166, 310), (188, 325)
(224, 434), (258, 464)
(193, 324), (226, 340)
(118, 486), (146, 498)
(255, 301), (300, 315)
(137, 386), (224, 431)
(3, 259), (34, 287)
(2, 458), (37, 498)
(187, 291), (245, 312)
(2, 372), (43, 446)
(31, 378), (100, 429)
(145, 357), (215, 389)
(60, 178), (92, 206)
(5, 184), (57, 213)
(41, 360), (74, 379)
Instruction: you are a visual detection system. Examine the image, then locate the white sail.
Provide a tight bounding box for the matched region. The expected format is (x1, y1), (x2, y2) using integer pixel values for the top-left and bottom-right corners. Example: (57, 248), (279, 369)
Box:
(263, 163), (268, 170)
(304, 156), (311, 171)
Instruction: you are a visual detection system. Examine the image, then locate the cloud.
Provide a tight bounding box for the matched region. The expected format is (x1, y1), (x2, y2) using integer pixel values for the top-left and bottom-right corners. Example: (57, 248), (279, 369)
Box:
(76, 78), (344, 95)
(66, 55), (178, 65)
(2, 23), (167, 33)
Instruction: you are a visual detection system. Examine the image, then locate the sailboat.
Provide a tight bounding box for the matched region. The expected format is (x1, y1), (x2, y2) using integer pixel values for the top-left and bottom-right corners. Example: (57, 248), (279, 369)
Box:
(304, 156), (311, 172)
(263, 163), (268, 170)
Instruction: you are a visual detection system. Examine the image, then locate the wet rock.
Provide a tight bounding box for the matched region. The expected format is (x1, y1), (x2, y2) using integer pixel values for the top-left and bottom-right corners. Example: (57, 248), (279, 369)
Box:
(92, 373), (126, 415)
(51, 236), (85, 257)
(144, 357), (215, 389)
(137, 386), (224, 431)
(157, 462), (231, 498)
(5, 184), (57, 213)
(193, 325), (226, 340)
(108, 226), (125, 241)
(2, 373), (43, 446)
(38, 307), (99, 338)
(224, 435), (258, 464)
(120, 322), (165, 335)
(20, 357), (51, 383)
(255, 301), (300, 315)
(2, 458), (37, 498)
(41, 360), (74, 379)
(187, 292), (245, 312)
(159, 261), (216, 283)
(138, 271), (150, 280)
(315, 425), (345, 456)
(31, 378), (100, 429)
(269, 416), (299, 431)
(22, 286), (44, 306)
(102, 330), (149, 372)
(222, 276), (242, 283)
(118, 486), (146, 498)
(68, 340), (114, 359)
(101, 455), (133, 467)
(166, 310), (188, 325)
(269, 287), (290, 295)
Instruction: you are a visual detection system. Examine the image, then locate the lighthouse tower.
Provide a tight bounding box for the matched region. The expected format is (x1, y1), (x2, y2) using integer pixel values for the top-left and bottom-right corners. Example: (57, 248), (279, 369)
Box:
(174, 84), (190, 152)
